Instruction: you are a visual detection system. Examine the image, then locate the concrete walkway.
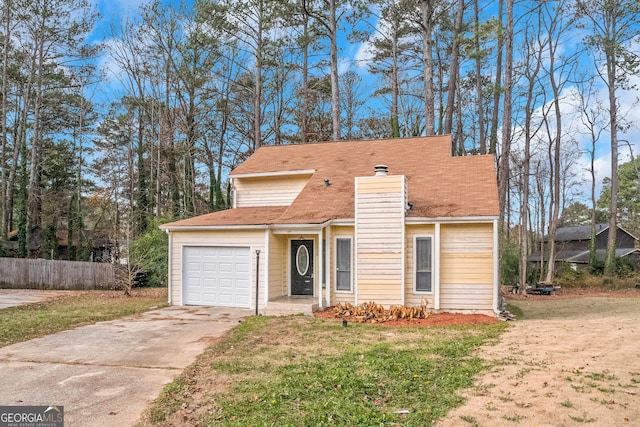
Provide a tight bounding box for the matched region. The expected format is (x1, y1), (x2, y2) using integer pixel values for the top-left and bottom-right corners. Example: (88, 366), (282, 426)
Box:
(0, 305), (252, 427)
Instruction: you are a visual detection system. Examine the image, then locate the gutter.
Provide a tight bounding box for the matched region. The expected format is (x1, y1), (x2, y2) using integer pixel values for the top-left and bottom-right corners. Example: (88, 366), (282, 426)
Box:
(159, 220), (337, 233)
(405, 215), (499, 224)
(230, 169), (316, 179)
(159, 224), (270, 232)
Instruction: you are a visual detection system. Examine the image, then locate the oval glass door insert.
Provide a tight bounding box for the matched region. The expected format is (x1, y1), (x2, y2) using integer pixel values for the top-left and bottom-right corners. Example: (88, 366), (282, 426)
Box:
(296, 245), (309, 276)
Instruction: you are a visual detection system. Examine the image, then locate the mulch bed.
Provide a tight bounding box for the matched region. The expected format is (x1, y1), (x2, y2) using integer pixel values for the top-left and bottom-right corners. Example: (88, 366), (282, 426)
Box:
(314, 308), (499, 326)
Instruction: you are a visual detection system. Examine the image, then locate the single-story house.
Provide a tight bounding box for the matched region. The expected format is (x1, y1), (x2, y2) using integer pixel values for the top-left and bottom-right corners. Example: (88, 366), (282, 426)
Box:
(529, 223), (640, 270)
(160, 135), (500, 315)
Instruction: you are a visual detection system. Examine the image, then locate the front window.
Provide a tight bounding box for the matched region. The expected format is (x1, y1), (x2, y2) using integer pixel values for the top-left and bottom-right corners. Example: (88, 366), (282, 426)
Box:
(415, 237), (432, 292)
(336, 238), (351, 291)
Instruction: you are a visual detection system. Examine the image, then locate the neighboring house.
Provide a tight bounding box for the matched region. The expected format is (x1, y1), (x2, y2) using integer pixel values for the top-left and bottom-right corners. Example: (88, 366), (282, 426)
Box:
(528, 223), (640, 270)
(5, 227), (116, 262)
(160, 136), (500, 315)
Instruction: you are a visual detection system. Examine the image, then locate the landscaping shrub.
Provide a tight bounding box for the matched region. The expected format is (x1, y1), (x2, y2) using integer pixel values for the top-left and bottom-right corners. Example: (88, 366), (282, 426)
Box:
(129, 217), (169, 288)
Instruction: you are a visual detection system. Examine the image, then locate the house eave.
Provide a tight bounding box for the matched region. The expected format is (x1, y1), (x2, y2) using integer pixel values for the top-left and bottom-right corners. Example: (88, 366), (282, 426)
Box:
(270, 220), (332, 234)
(405, 215), (499, 224)
(230, 169), (316, 179)
(330, 218), (355, 226)
(159, 216), (498, 232)
(159, 224), (270, 232)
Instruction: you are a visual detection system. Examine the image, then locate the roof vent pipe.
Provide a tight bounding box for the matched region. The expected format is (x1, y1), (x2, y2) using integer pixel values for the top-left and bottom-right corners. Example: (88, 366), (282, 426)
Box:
(374, 164), (388, 176)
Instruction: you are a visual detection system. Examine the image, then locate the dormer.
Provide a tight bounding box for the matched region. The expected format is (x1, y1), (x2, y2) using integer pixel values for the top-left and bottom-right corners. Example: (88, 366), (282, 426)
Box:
(230, 170), (315, 208)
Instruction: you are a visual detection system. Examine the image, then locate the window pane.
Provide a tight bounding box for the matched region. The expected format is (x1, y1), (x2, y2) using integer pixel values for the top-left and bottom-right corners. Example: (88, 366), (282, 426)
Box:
(296, 245), (309, 275)
(416, 238), (431, 271)
(336, 238), (351, 291)
(417, 272), (432, 292)
(415, 238), (432, 292)
(337, 271), (350, 290)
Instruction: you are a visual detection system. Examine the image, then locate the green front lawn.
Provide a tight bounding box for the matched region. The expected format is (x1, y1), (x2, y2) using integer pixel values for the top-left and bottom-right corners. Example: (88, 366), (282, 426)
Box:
(141, 315), (507, 426)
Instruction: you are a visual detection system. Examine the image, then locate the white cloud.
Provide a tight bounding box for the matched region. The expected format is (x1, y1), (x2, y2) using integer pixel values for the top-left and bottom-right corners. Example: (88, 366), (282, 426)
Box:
(338, 57), (352, 75)
(353, 40), (374, 68)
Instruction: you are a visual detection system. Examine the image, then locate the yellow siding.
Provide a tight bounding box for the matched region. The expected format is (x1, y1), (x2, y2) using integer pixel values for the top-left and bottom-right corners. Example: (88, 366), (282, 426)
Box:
(440, 223), (493, 253)
(440, 254), (493, 272)
(356, 175), (405, 193)
(268, 234), (287, 299)
(355, 175), (405, 307)
(234, 175), (311, 207)
(439, 284), (494, 310)
(169, 230), (265, 307)
(439, 223), (494, 310)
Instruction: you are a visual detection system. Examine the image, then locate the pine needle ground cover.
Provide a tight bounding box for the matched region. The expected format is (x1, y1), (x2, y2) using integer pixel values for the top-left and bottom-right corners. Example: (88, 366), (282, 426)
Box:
(142, 315), (507, 426)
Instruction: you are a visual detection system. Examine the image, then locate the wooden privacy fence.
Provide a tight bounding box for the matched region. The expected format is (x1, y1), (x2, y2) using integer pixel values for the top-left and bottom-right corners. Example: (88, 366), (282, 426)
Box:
(0, 257), (118, 290)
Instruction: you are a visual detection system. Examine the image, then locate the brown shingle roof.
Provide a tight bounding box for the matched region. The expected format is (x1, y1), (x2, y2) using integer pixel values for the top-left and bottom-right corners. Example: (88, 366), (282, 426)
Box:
(163, 136), (499, 228)
(160, 206), (287, 227)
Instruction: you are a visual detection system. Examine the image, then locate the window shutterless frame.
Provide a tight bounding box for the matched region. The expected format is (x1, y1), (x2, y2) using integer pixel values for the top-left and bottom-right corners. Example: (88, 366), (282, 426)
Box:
(335, 237), (352, 292)
(414, 236), (433, 293)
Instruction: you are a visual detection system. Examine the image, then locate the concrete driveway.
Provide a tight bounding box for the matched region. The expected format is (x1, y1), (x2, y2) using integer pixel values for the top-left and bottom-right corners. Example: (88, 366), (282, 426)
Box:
(0, 305), (252, 427)
(0, 289), (69, 309)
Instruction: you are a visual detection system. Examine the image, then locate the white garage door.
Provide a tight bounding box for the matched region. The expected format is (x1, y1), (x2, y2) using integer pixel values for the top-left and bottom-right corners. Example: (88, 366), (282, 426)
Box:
(182, 246), (251, 307)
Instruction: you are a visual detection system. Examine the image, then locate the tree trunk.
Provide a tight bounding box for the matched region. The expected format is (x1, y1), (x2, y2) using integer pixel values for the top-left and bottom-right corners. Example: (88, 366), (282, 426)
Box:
(473, 0), (486, 153)
(301, 11), (309, 143)
(489, 0), (504, 155)
(136, 106), (148, 235)
(444, 0), (464, 135)
(419, 0), (435, 135)
(329, 0), (340, 141)
(498, 0), (513, 230)
(391, 16), (400, 138)
(0, 1), (11, 238)
(5, 88), (28, 237)
(27, 19), (46, 238)
(543, 23), (562, 283)
(253, 4), (263, 149)
(604, 54), (618, 276)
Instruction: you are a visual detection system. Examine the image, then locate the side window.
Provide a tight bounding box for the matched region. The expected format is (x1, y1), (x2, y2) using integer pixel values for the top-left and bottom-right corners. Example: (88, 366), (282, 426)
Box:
(415, 237), (432, 292)
(336, 238), (351, 291)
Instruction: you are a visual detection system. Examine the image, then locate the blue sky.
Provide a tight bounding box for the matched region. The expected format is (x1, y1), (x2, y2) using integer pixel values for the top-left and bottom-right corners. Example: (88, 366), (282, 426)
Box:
(88, 0), (640, 207)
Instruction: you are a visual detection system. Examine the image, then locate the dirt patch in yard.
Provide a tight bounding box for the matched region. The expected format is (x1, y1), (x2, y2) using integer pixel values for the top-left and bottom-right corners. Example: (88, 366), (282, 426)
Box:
(436, 288), (640, 426)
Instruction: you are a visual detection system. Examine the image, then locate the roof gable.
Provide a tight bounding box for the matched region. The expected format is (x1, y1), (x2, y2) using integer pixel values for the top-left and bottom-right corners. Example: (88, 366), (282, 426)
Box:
(551, 224), (638, 242)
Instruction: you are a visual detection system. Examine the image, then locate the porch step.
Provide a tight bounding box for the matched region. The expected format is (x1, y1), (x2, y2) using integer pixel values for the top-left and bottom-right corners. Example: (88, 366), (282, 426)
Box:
(261, 299), (319, 316)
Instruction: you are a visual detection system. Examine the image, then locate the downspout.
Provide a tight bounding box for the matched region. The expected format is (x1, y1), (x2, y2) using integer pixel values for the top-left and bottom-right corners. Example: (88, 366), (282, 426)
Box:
(434, 223), (440, 310)
(264, 229), (269, 310)
(230, 177), (237, 208)
(493, 218), (501, 315)
(255, 249), (261, 315)
(401, 176), (407, 306)
(325, 223), (332, 308)
(165, 229), (172, 305)
(318, 228), (324, 310)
